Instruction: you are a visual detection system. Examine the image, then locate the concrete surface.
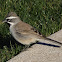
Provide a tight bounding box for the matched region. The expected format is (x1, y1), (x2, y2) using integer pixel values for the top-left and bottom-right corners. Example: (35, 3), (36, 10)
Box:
(7, 29), (62, 62)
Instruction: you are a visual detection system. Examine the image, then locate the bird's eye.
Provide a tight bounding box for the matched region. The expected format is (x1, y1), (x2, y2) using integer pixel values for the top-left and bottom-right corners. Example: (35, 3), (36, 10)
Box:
(7, 19), (10, 22)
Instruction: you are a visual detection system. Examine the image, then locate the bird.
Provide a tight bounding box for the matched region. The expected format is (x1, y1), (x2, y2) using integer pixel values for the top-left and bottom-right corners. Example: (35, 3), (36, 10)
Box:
(3, 12), (62, 47)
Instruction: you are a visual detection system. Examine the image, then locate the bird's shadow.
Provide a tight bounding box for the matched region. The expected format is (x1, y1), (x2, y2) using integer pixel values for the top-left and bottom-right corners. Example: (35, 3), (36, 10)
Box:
(37, 42), (60, 47)
(30, 42), (61, 48)
(30, 40), (61, 48)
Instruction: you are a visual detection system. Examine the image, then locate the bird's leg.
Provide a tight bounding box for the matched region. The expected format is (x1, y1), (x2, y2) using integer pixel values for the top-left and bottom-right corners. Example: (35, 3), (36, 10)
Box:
(22, 45), (30, 51)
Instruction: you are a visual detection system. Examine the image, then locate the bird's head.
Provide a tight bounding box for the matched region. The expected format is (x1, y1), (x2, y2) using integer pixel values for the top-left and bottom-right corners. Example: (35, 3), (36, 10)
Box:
(3, 12), (20, 26)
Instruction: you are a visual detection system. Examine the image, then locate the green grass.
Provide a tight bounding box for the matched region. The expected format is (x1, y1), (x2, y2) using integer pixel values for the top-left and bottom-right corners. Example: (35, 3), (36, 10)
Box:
(0, 0), (62, 62)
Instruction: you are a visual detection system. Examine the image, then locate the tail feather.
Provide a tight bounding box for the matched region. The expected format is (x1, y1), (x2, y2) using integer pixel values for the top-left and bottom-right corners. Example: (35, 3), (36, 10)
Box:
(37, 38), (62, 46)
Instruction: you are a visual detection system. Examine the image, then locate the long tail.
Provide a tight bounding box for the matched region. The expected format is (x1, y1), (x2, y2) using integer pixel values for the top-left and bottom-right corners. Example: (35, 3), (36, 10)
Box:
(37, 37), (62, 46)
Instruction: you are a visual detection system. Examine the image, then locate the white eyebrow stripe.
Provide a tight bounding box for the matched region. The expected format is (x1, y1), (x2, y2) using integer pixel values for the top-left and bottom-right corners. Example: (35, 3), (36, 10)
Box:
(6, 16), (18, 19)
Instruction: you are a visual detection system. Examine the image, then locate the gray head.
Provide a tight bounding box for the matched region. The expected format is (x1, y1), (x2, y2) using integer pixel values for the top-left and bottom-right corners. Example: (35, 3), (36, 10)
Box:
(3, 12), (20, 25)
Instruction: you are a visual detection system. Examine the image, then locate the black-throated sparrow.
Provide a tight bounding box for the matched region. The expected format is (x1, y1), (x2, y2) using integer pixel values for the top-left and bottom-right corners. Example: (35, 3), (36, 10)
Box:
(3, 12), (62, 47)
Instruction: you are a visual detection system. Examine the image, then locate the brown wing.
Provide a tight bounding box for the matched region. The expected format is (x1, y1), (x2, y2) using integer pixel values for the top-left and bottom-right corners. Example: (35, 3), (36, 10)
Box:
(14, 21), (42, 36)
